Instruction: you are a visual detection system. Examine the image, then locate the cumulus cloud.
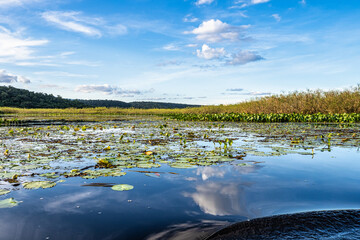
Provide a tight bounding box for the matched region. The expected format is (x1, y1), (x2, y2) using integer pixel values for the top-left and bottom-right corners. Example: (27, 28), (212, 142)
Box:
(227, 50), (263, 65)
(75, 84), (148, 96)
(195, 0), (215, 6)
(0, 26), (48, 63)
(0, 70), (30, 83)
(186, 19), (246, 43)
(41, 11), (127, 37)
(196, 44), (226, 60)
(272, 14), (281, 22)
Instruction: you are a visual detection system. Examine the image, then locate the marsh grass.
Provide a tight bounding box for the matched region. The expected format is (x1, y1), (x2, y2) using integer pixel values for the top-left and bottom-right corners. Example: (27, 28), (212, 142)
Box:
(187, 86), (360, 114)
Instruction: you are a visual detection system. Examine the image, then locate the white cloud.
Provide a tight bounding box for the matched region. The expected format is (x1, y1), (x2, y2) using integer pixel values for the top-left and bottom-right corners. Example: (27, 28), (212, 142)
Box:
(184, 182), (250, 216)
(227, 50), (263, 65)
(0, 0), (40, 7)
(183, 14), (199, 23)
(232, 0), (270, 8)
(75, 84), (143, 96)
(0, 69), (30, 83)
(186, 19), (242, 42)
(299, 0), (306, 5)
(42, 11), (127, 37)
(196, 167), (225, 181)
(251, 0), (270, 4)
(272, 14), (281, 22)
(163, 43), (180, 51)
(17, 76), (30, 83)
(0, 26), (48, 62)
(42, 11), (102, 37)
(186, 43), (198, 48)
(196, 44), (226, 60)
(195, 0), (215, 6)
(60, 51), (75, 57)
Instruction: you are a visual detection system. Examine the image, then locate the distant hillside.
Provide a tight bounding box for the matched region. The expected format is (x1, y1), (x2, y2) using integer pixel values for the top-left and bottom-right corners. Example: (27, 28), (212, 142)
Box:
(78, 99), (200, 109)
(0, 86), (200, 109)
(0, 86), (86, 108)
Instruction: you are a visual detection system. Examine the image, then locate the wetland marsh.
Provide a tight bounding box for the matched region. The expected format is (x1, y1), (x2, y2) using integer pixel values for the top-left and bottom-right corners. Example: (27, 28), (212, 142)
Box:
(0, 115), (360, 239)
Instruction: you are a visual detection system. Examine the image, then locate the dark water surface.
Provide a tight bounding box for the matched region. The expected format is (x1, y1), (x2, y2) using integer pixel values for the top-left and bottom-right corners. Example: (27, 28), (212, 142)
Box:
(0, 119), (359, 239)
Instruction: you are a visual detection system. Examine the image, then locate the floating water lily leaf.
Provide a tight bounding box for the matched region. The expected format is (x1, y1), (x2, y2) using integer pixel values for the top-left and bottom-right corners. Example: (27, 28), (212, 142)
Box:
(12, 164), (40, 170)
(0, 190), (10, 196)
(40, 172), (59, 179)
(23, 181), (56, 189)
(111, 184), (134, 191)
(0, 172), (20, 179)
(0, 198), (19, 208)
(170, 163), (196, 169)
(136, 162), (161, 169)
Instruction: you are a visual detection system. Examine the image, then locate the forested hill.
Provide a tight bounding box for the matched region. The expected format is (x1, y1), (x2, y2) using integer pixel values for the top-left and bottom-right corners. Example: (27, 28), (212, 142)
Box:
(0, 86), (86, 108)
(0, 86), (200, 109)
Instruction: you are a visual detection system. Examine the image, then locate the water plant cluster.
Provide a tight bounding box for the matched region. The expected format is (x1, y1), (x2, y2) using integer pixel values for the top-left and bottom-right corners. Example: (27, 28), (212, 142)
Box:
(0, 117), (359, 207)
(167, 113), (360, 123)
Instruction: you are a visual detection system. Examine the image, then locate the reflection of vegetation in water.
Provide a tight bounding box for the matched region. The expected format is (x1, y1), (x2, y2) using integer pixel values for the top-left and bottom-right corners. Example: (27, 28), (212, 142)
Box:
(0, 117), (359, 205)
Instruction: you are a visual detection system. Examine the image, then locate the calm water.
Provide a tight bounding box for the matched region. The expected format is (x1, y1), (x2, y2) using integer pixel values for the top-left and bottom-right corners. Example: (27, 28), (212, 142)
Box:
(0, 119), (359, 239)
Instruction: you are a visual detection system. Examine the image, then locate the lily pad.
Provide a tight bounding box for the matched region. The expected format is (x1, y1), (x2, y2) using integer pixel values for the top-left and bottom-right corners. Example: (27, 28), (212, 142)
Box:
(0, 190), (10, 196)
(23, 181), (56, 189)
(111, 184), (134, 191)
(0, 198), (19, 208)
(170, 163), (197, 169)
(40, 172), (59, 179)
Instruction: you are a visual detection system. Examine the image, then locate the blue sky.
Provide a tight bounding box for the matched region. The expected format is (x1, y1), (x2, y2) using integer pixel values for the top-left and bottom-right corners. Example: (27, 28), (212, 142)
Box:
(0, 0), (359, 104)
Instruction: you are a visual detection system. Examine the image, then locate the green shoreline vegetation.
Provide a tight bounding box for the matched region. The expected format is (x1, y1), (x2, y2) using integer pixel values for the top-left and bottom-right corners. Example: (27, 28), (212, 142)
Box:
(0, 85), (359, 123)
